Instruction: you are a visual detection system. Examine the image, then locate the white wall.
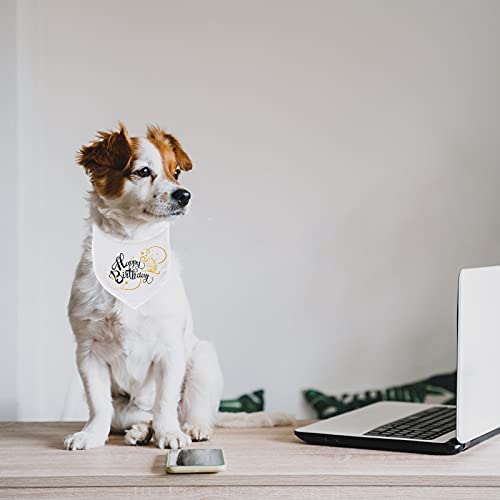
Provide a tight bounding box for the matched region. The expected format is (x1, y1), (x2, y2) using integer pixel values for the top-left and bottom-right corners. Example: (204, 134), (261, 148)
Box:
(5, 0), (500, 420)
(0, 0), (18, 420)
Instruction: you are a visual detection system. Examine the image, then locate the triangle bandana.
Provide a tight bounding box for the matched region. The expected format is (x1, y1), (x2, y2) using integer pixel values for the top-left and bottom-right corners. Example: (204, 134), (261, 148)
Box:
(92, 223), (171, 309)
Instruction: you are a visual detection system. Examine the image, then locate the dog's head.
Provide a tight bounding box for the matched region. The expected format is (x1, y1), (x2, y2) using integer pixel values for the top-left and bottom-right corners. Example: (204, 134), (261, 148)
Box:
(77, 123), (193, 221)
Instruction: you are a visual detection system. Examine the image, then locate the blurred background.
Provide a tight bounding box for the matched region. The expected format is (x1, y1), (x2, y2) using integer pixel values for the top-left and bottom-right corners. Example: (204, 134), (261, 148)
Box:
(2, 0), (500, 421)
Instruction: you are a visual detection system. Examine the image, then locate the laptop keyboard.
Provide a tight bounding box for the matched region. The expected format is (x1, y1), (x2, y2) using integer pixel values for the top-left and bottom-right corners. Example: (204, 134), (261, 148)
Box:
(364, 406), (456, 441)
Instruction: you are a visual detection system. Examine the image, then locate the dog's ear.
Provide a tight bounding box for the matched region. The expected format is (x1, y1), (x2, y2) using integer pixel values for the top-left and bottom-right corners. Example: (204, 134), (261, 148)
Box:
(146, 125), (192, 172)
(77, 123), (135, 197)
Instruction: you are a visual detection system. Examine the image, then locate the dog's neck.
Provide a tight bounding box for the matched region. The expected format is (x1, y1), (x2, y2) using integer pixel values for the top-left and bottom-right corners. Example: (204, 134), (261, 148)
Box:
(88, 191), (169, 240)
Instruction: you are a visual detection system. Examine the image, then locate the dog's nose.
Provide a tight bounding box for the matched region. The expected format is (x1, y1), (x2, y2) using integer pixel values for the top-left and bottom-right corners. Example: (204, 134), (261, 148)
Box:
(171, 189), (191, 207)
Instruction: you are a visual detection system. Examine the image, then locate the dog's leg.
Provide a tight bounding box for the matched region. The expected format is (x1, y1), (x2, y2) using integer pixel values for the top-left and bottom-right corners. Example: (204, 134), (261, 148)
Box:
(179, 340), (223, 442)
(152, 345), (191, 449)
(64, 347), (113, 450)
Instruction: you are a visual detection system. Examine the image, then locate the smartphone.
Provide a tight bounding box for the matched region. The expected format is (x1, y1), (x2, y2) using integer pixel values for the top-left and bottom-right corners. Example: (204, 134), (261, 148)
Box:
(166, 448), (226, 474)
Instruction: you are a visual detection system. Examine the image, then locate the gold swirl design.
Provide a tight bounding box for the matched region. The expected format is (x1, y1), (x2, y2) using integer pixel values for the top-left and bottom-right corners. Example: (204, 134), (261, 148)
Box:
(116, 245), (168, 291)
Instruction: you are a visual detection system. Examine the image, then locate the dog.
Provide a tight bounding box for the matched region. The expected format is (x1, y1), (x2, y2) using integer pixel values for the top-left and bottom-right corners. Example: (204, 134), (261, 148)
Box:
(65, 123), (224, 450)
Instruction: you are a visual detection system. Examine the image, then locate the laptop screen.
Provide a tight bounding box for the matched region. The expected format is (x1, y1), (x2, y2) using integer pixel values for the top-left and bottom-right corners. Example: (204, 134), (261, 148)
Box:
(457, 265), (500, 443)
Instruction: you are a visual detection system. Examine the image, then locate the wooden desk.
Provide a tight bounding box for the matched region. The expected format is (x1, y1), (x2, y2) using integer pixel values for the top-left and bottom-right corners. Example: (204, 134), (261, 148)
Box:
(1, 422), (500, 499)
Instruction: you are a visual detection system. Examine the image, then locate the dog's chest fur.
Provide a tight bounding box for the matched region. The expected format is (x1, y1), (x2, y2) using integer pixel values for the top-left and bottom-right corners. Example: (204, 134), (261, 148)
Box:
(93, 313), (159, 396)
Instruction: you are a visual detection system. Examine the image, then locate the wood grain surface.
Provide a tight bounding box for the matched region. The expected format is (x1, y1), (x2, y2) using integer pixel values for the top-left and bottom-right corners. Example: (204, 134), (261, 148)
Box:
(1, 421), (500, 498)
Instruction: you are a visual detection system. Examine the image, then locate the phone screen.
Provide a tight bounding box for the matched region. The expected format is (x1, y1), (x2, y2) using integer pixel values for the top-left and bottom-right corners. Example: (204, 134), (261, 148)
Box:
(170, 449), (225, 466)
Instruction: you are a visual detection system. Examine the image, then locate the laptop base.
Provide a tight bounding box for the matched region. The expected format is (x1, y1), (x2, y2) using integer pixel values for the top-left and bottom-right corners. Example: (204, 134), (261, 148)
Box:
(294, 429), (464, 455)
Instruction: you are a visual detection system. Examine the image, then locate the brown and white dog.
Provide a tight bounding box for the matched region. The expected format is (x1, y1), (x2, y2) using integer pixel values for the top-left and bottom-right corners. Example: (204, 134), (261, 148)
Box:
(65, 124), (223, 450)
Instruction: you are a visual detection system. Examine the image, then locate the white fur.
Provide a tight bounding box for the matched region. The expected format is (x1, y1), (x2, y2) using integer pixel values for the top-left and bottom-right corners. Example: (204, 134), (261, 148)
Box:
(65, 137), (223, 450)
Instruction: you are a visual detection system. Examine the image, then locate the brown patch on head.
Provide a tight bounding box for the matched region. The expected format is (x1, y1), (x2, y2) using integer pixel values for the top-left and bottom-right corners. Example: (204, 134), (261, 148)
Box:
(77, 122), (139, 198)
(146, 125), (192, 182)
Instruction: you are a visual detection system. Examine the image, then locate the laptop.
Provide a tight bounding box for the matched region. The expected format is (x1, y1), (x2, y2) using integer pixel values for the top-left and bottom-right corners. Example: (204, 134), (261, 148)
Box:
(295, 265), (500, 454)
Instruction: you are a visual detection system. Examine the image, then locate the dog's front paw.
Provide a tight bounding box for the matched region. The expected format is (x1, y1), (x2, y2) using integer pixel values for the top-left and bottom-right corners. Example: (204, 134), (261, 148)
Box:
(155, 429), (192, 449)
(124, 423), (153, 446)
(182, 423), (213, 442)
(64, 431), (107, 450)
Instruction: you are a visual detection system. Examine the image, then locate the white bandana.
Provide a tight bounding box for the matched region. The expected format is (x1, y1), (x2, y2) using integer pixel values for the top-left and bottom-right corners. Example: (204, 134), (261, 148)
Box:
(92, 223), (171, 309)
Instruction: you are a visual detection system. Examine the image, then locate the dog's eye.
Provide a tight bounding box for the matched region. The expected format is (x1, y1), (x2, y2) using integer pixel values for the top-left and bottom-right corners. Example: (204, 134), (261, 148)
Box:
(174, 167), (181, 180)
(135, 167), (152, 178)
